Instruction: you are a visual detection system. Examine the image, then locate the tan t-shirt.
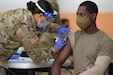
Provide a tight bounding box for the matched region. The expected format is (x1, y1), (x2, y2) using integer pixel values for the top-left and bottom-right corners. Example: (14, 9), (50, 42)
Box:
(68, 30), (113, 74)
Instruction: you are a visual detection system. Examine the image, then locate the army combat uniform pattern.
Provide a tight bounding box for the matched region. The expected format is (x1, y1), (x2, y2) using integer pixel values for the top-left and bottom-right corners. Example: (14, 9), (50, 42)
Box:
(0, 8), (59, 75)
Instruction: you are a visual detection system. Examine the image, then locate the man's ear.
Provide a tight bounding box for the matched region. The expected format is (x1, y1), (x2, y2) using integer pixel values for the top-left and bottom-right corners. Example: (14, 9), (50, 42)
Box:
(91, 13), (96, 20)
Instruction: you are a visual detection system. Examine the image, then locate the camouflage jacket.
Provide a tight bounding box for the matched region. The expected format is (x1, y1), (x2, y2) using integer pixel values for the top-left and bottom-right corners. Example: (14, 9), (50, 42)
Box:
(0, 8), (60, 67)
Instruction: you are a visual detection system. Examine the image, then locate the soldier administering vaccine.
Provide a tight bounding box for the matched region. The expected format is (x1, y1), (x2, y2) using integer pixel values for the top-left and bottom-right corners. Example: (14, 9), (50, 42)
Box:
(0, 0), (70, 75)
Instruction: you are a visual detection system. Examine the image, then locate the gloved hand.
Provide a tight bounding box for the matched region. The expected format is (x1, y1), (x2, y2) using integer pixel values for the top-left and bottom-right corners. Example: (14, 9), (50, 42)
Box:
(58, 26), (70, 38)
(16, 47), (25, 55)
(10, 54), (20, 60)
(55, 38), (66, 50)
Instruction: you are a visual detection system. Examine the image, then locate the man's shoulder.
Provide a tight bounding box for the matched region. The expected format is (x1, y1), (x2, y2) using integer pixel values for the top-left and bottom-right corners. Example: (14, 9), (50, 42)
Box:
(97, 30), (113, 44)
(68, 30), (81, 35)
(73, 30), (82, 36)
(99, 30), (112, 39)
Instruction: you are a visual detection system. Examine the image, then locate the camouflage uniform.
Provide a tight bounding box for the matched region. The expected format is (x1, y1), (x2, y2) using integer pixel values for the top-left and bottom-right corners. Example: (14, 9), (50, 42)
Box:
(0, 63), (6, 75)
(47, 0), (61, 25)
(0, 8), (59, 75)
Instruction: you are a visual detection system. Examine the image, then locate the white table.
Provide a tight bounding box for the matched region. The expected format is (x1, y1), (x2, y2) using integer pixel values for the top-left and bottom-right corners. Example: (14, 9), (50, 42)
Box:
(7, 57), (72, 75)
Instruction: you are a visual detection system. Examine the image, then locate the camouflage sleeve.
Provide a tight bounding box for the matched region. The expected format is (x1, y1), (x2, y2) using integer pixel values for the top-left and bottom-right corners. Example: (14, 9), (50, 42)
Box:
(48, 46), (59, 58)
(49, 23), (60, 33)
(14, 22), (58, 63)
(0, 26), (18, 61)
(21, 31), (59, 63)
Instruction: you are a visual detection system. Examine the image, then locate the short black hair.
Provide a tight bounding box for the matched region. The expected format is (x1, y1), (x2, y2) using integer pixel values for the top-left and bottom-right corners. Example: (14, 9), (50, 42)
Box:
(79, 1), (98, 15)
(27, 0), (53, 14)
(61, 18), (69, 24)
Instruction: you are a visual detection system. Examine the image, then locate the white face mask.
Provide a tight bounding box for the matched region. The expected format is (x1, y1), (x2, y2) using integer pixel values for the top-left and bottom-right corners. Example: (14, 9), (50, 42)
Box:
(37, 20), (49, 28)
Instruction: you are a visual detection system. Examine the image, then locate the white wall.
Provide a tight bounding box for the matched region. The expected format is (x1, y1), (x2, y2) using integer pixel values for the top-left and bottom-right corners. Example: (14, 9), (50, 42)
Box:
(0, 0), (113, 13)
(57, 0), (113, 13)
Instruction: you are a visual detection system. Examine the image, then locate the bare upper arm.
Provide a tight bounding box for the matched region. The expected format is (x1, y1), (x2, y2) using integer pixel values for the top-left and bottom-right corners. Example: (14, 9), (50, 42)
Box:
(53, 37), (72, 65)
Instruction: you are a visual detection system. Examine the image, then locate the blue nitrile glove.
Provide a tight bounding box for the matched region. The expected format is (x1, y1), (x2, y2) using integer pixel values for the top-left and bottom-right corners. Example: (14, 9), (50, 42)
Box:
(55, 38), (66, 50)
(58, 26), (70, 38)
(16, 47), (25, 55)
(10, 54), (20, 60)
